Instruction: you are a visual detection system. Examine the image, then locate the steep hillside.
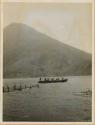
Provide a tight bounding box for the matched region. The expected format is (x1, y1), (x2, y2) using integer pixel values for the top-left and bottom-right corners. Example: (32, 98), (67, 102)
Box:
(3, 23), (92, 78)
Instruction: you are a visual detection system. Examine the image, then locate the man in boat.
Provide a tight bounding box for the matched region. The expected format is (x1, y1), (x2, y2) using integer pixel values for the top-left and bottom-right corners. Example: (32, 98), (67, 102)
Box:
(62, 77), (64, 81)
(51, 78), (54, 81)
(39, 77), (41, 81)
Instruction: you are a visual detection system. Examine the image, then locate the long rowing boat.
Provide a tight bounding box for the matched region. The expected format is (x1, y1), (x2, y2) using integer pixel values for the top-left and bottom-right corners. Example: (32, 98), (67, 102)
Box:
(38, 78), (68, 83)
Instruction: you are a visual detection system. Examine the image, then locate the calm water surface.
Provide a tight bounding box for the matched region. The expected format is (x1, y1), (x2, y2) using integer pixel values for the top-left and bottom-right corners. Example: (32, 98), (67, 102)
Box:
(3, 76), (92, 122)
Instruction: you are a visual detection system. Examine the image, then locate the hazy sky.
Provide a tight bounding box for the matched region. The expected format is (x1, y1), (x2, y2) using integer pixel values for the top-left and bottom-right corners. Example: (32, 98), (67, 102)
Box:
(3, 2), (92, 53)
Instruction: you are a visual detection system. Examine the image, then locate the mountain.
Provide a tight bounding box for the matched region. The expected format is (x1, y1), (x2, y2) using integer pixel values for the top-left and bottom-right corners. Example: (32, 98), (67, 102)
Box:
(3, 23), (92, 78)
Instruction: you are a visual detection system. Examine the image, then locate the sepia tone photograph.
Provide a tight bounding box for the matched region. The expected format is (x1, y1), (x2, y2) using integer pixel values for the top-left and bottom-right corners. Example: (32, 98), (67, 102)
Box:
(2, 1), (93, 122)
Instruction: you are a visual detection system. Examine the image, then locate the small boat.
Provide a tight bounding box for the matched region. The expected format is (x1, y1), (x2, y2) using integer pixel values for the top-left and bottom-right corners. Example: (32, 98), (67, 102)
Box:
(38, 77), (68, 83)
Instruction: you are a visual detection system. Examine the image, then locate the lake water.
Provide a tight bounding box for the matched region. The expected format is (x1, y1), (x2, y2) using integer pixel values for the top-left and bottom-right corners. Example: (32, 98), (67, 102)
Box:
(3, 76), (92, 122)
